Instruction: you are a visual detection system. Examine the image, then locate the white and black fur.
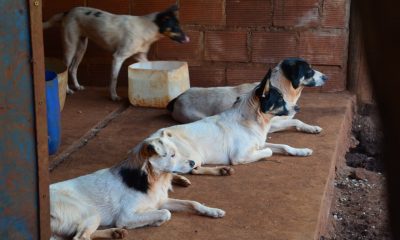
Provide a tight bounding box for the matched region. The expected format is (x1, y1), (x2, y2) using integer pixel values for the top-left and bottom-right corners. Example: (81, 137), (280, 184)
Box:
(148, 71), (302, 178)
(167, 57), (327, 132)
(43, 5), (189, 101)
(50, 138), (224, 240)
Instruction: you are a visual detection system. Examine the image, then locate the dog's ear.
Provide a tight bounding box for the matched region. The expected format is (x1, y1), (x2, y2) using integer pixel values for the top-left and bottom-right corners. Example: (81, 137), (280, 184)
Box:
(281, 58), (301, 89)
(166, 4), (179, 12)
(281, 58), (305, 89)
(163, 4), (179, 16)
(142, 138), (170, 159)
(259, 87), (281, 113)
(140, 142), (158, 159)
(161, 130), (172, 138)
(125, 141), (157, 169)
(255, 68), (272, 98)
(157, 5), (179, 20)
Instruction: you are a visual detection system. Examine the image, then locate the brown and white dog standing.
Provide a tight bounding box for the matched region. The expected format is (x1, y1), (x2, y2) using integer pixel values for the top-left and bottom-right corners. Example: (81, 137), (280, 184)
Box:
(43, 5), (189, 101)
(50, 138), (224, 240)
(167, 58), (327, 135)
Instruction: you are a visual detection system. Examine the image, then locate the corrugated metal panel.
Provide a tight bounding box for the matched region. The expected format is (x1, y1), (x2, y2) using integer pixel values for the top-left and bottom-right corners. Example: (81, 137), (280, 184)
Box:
(0, 0), (48, 239)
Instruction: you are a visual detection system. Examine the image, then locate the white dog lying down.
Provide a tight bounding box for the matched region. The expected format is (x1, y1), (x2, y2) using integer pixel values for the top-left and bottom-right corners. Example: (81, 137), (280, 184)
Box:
(50, 139), (225, 240)
(148, 70), (307, 177)
(167, 57), (328, 134)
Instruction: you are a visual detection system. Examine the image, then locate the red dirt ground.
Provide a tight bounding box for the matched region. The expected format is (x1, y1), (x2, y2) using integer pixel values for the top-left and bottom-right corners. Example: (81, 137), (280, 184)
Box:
(322, 110), (392, 240)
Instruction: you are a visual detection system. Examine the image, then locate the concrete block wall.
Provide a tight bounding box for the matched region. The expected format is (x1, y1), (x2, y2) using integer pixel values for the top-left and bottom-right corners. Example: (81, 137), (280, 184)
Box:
(42, 0), (350, 92)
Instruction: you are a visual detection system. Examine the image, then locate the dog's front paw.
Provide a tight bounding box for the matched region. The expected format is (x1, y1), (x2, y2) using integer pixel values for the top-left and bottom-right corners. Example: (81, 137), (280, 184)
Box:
(75, 85), (85, 91)
(308, 125), (322, 134)
(298, 125), (322, 134)
(111, 95), (122, 101)
(219, 167), (235, 176)
(67, 88), (75, 95)
(202, 207), (225, 218)
(172, 174), (191, 187)
(160, 209), (172, 222)
(151, 209), (171, 227)
(264, 148), (273, 158)
(111, 228), (128, 239)
(291, 148), (313, 156)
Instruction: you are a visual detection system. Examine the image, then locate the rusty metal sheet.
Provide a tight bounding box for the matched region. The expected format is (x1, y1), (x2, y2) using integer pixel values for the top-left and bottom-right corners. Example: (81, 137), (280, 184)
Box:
(0, 0), (43, 239)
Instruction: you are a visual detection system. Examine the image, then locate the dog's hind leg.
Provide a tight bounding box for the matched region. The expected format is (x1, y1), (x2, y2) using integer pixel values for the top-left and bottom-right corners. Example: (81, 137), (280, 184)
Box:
(90, 228), (128, 239)
(160, 198), (225, 218)
(72, 214), (100, 240)
(191, 166), (234, 176)
(69, 37), (88, 91)
(134, 52), (148, 62)
(264, 143), (313, 156)
(110, 54), (130, 101)
(62, 23), (80, 95)
(116, 209), (172, 229)
(269, 119), (322, 134)
(231, 147), (273, 165)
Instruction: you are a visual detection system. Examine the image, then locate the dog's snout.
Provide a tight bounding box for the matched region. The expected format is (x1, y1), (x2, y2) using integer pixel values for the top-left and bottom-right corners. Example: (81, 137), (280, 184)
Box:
(188, 160), (196, 168)
(321, 75), (328, 81)
(294, 105), (300, 113)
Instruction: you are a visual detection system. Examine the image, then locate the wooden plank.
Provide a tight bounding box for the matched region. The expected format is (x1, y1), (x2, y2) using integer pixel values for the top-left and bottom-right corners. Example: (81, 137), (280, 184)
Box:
(28, 0), (51, 239)
(347, 0), (373, 104)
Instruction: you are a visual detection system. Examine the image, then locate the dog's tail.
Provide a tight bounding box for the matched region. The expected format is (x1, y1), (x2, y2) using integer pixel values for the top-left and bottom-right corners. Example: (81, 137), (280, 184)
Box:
(166, 97), (177, 112)
(43, 12), (67, 29)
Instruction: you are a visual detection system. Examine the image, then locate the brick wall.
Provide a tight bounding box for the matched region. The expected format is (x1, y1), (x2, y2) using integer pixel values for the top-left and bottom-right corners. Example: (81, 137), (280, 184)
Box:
(42, 0), (350, 92)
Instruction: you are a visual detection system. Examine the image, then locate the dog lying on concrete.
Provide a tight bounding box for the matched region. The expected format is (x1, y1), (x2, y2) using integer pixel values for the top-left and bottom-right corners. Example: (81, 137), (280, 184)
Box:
(167, 58), (327, 135)
(147, 69), (305, 179)
(50, 138), (224, 240)
(43, 5), (189, 101)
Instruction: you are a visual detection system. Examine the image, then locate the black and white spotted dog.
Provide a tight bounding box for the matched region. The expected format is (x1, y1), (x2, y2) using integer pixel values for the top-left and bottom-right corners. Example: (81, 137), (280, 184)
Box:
(44, 5), (189, 101)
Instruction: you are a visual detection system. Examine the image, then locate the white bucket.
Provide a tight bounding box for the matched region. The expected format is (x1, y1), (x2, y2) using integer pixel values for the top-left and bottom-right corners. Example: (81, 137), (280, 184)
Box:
(128, 61), (190, 108)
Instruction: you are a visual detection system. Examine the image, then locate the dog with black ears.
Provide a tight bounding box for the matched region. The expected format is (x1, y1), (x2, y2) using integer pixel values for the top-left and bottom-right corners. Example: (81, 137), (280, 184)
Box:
(50, 138), (224, 240)
(148, 69), (301, 178)
(168, 58), (327, 135)
(44, 5), (189, 101)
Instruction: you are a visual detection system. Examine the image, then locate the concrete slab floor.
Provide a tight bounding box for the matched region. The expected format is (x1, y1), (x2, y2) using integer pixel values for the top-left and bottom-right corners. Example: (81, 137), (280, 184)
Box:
(49, 87), (127, 167)
(50, 90), (354, 240)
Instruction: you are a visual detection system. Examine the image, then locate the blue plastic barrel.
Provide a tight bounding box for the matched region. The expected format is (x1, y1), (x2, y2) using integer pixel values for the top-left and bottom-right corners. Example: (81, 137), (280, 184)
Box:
(45, 71), (61, 155)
